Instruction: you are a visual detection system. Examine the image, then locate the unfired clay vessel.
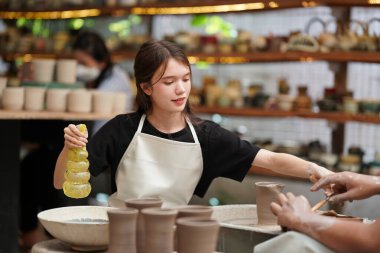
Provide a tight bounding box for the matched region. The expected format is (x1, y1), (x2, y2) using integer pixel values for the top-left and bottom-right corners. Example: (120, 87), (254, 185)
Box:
(174, 205), (214, 251)
(255, 182), (284, 225)
(125, 197), (163, 253)
(176, 217), (220, 253)
(107, 207), (138, 253)
(141, 207), (178, 253)
(176, 205), (213, 219)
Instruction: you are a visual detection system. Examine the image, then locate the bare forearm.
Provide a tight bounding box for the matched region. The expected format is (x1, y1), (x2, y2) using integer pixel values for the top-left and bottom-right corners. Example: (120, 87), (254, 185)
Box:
(295, 215), (380, 253)
(270, 153), (311, 178)
(54, 146), (68, 189)
(254, 150), (311, 178)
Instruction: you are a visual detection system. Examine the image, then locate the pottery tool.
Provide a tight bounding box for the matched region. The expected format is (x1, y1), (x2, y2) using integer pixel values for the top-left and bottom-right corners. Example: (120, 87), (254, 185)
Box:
(311, 194), (333, 212)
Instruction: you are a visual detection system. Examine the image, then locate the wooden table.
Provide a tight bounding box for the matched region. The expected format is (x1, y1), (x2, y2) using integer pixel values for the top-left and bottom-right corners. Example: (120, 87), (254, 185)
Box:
(0, 110), (116, 253)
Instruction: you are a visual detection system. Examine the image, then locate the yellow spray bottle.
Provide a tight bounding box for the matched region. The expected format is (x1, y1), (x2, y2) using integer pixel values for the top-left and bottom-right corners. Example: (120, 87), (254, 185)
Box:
(63, 124), (91, 198)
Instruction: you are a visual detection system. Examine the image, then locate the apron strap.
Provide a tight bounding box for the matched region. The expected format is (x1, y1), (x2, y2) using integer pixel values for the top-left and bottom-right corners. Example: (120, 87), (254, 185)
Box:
(136, 114), (146, 133)
(138, 114), (199, 144)
(186, 117), (200, 144)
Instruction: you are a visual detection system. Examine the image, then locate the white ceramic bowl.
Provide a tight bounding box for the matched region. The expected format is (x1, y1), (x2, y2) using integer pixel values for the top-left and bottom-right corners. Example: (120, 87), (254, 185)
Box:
(38, 205), (115, 252)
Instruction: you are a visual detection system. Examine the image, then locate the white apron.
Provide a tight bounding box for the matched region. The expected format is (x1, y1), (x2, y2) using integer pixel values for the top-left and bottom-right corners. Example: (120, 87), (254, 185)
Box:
(109, 114), (203, 207)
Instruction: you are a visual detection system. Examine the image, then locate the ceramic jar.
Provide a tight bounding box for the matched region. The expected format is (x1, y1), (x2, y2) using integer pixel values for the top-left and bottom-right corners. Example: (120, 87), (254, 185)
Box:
(107, 208), (138, 253)
(92, 90), (114, 114)
(24, 87), (46, 111)
(32, 59), (56, 83)
(46, 88), (70, 112)
(255, 182), (284, 225)
(176, 205), (213, 219)
(67, 89), (92, 113)
(176, 217), (220, 253)
(141, 207), (178, 253)
(56, 59), (77, 84)
(125, 197), (163, 253)
(2, 87), (24, 111)
(295, 86), (312, 111)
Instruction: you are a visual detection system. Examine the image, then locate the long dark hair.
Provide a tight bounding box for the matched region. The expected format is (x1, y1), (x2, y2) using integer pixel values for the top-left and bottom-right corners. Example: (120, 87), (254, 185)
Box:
(72, 30), (113, 89)
(134, 39), (196, 120)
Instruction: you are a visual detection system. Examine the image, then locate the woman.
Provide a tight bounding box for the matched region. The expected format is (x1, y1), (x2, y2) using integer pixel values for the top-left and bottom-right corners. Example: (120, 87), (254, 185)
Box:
(73, 30), (133, 133)
(54, 40), (332, 207)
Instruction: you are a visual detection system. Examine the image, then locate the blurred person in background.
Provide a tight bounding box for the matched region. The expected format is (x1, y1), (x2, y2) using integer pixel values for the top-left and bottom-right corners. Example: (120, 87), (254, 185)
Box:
(72, 30), (133, 133)
(19, 30), (133, 248)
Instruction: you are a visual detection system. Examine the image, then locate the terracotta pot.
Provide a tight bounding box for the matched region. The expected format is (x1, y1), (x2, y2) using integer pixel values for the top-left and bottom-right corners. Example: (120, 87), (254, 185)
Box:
(174, 205), (214, 251)
(255, 182), (284, 225)
(176, 205), (213, 219)
(125, 197), (163, 253)
(107, 208), (138, 253)
(141, 207), (178, 253)
(176, 217), (220, 253)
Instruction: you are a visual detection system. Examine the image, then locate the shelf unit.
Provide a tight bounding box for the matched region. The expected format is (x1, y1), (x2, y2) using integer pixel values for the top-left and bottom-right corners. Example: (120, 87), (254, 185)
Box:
(3, 51), (380, 64)
(195, 106), (380, 124)
(0, 0), (379, 151)
(0, 0), (379, 19)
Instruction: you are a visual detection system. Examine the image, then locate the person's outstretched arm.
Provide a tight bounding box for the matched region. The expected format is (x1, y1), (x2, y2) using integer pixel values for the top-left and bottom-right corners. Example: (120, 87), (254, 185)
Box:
(54, 124), (88, 189)
(311, 171), (380, 203)
(271, 192), (380, 253)
(253, 149), (333, 182)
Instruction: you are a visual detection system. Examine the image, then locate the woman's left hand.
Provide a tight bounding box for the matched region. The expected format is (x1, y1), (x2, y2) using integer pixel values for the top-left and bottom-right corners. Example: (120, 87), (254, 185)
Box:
(307, 163), (334, 196)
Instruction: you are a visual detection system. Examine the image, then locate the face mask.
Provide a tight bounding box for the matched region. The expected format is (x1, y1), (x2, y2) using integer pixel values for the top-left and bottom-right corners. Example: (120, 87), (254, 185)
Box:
(76, 64), (100, 82)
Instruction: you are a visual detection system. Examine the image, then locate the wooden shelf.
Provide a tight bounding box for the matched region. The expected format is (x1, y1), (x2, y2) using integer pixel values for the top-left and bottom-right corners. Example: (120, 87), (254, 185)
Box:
(0, 110), (118, 120)
(194, 106), (380, 124)
(0, 0), (379, 19)
(2, 51), (380, 64)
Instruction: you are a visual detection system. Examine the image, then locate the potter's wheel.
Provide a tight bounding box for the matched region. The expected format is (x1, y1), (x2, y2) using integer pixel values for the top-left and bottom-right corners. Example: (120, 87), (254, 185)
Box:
(32, 239), (221, 253)
(31, 239), (107, 253)
(212, 204), (282, 235)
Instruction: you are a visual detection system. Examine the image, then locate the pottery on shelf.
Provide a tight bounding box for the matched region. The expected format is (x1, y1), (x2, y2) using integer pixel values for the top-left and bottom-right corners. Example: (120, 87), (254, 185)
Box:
(107, 207), (138, 253)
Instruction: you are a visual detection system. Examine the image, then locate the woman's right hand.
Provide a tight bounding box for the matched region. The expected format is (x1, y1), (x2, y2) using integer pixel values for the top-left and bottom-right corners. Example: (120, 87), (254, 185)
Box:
(63, 124), (88, 149)
(311, 171), (380, 203)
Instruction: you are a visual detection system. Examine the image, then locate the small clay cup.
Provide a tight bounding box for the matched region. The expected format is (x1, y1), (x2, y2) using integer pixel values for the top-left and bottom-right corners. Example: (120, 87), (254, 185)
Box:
(141, 207), (178, 253)
(107, 208), (138, 253)
(92, 90), (114, 114)
(56, 59), (77, 84)
(173, 205), (214, 251)
(24, 87), (46, 111)
(2, 87), (24, 111)
(176, 205), (213, 219)
(176, 217), (220, 253)
(125, 197), (163, 253)
(67, 89), (92, 113)
(255, 182), (284, 225)
(46, 88), (69, 112)
(113, 92), (128, 114)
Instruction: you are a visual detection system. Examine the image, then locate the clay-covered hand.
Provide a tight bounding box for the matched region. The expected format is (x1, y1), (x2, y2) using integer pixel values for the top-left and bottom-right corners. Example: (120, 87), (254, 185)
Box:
(63, 124), (88, 149)
(307, 162), (334, 195)
(311, 171), (380, 204)
(270, 192), (314, 231)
